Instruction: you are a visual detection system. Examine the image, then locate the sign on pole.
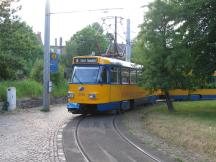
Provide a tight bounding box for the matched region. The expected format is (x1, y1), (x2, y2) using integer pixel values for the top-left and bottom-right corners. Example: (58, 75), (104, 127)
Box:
(50, 52), (58, 73)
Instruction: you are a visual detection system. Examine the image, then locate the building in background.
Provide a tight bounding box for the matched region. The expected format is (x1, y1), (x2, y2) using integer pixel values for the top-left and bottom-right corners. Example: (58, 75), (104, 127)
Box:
(36, 32), (66, 56)
(50, 37), (66, 55)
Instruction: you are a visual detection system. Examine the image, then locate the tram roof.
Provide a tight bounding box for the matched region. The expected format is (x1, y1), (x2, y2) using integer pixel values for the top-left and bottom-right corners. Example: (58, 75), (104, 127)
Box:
(73, 56), (142, 69)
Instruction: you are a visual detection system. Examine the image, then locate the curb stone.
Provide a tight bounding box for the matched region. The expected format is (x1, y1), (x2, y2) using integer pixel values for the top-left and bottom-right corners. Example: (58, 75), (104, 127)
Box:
(56, 119), (70, 162)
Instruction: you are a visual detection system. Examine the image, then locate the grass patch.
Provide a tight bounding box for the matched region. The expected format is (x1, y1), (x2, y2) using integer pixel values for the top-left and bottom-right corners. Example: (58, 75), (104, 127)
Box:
(0, 79), (68, 102)
(139, 100), (216, 161)
(51, 81), (67, 97)
(175, 157), (184, 162)
(40, 108), (50, 112)
(0, 80), (42, 101)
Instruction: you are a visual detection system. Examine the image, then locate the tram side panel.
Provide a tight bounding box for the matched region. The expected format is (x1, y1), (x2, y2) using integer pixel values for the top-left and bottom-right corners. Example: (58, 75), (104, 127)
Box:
(109, 84), (122, 110)
(168, 89), (216, 101)
(110, 84), (158, 110)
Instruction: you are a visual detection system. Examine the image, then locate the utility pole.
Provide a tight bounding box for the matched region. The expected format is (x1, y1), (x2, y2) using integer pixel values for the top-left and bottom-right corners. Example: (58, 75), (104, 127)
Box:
(43, 0), (50, 111)
(126, 19), (131, 62)
(114, 16), (118, 55)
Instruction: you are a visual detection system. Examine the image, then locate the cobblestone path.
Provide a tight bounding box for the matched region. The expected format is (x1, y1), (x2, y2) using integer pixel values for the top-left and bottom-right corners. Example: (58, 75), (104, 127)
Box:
(0, 105), (71, 162)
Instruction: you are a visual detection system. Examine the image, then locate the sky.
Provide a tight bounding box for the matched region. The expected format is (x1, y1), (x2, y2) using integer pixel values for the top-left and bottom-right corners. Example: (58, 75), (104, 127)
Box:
(18, 0), (153, 45)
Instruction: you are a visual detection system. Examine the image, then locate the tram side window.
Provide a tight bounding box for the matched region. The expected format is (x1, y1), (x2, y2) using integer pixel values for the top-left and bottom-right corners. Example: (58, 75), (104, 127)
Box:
(207, 76), (216, 88)
(130, 69), (137, 84)
(121, 68), (130, 84)
(98, 66), (107, 83)
(110, 67), (120, 84)
(137, 69), (142, 82)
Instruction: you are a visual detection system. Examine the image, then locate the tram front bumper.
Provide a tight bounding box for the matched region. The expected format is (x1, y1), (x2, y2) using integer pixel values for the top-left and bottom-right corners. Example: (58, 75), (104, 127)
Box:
(67, 102), (80, 110)
(67, 102), (121, 113)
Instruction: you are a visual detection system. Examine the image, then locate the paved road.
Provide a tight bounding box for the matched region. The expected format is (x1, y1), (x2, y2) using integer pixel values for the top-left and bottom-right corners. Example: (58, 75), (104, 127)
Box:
(63, 114), (174, 162)
(0, 105), (71, 162)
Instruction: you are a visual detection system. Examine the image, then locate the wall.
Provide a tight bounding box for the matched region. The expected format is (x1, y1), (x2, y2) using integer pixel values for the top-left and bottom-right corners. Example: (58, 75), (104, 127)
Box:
(0, 97), (66, 110)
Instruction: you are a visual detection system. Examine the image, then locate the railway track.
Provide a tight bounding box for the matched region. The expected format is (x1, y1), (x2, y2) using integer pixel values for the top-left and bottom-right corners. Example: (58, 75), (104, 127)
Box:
(74, 116), (91, 162)
(71, 114), (162, 162)
(112, 115), (161, 162)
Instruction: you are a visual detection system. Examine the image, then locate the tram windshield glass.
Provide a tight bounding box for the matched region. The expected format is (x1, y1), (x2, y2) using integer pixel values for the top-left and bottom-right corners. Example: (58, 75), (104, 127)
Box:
(71, 65), (107, 84)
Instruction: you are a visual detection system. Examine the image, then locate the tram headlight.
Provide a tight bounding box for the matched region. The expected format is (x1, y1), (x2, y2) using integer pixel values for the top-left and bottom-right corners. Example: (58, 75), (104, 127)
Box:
(67, 92), (75, 98)
(88, 93), (96, 99)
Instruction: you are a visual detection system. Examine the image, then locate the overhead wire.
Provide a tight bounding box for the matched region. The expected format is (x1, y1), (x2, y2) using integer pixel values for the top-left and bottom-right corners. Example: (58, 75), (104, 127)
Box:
(50, 8), (124, 15)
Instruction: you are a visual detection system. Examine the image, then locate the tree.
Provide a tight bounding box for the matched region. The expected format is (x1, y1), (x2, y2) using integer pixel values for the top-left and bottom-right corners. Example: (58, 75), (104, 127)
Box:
(178, 0), (216, 80)
(0, 0), (43, 80)
(66, 23), (108, 56)
(91, 22), (104, 34)
(136, 0), (216, 111)
(131, 38), (145, 64)
(64, 23), (109, 77)
(137, 0), (194, 112)
(0, 21), (43, 80)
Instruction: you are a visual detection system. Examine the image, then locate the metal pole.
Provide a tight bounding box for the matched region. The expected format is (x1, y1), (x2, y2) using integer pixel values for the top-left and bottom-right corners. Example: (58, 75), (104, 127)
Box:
(60, 37), (63, 55)
(114, 16), (118, 55)
(43, 0), (50, 111)
(126, 19), (131, 62)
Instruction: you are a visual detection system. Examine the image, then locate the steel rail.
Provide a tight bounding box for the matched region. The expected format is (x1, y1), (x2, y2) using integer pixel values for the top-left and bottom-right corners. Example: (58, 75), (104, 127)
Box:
(112, 116), (161, 162)
(74, 116), (91, 162)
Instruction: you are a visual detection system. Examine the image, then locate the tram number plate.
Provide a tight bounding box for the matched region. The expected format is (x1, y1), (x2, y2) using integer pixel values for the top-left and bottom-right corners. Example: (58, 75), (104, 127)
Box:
(78, 93), (85, 96)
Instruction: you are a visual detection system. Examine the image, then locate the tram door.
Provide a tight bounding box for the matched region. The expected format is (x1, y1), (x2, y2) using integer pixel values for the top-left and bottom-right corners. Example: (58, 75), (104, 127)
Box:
(110, 67), (122, 103)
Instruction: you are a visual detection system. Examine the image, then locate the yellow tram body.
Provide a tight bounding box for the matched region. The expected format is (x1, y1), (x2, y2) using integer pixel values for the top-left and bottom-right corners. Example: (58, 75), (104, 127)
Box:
(67, 56), (156, 114)
(159, 71), (216, 100)
(67, 56), (216, 114)
(68, 84), (151, 104)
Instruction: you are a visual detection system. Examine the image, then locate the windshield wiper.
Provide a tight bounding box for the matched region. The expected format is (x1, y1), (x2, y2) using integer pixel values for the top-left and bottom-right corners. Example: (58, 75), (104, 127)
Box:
(73, 72), (83, 84)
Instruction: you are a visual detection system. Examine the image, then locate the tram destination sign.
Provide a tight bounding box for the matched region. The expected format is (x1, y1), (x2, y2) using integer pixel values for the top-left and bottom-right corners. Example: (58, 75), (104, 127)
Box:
(74, 58), (98, 64)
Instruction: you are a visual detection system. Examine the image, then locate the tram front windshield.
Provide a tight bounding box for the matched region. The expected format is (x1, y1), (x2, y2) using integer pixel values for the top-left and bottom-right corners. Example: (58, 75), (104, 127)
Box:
(71, 65), (107, 84)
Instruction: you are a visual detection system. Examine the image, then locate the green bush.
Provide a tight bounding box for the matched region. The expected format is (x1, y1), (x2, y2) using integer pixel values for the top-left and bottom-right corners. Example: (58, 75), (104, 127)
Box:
(0, 80), (42, 101)
(30, 58), (66, 86)
(50, 64), (68, 97)
(1, 59), (68, 101)
(51, 65), (65, 86)
(51, 80), (68, 97)
(30, 59), (43, 83)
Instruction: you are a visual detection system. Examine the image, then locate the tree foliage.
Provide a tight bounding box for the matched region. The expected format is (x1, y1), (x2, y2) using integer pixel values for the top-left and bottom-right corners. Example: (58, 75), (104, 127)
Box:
(30, 58), (66, 86)
(30, 59), (43, 83)
(178, 0), (216, 79)
(138, 0), (185, 111)
(131, 38), (145, 64)
(65, 23), (108, 59)
(135, 0), (216, 111)
(0, 0), (43, 80)
(0, 0), (21, 22)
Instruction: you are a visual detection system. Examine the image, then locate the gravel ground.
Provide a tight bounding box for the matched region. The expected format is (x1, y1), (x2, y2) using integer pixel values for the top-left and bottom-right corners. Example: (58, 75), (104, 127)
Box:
(0, 105), (71, 162)
(121, 107), (212, 162)
(1, 104), (212, 162)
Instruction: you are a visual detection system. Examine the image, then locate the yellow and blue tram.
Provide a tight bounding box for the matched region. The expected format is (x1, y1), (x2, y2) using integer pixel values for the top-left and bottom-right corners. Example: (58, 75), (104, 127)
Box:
(167, 89), (216, 101)
(162, 73), (216, 101)
(67, 56), (158, 114)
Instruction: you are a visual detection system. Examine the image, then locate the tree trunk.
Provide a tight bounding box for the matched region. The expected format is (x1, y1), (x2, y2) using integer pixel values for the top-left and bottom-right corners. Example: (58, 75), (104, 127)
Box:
(164, 90), (175, 112)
